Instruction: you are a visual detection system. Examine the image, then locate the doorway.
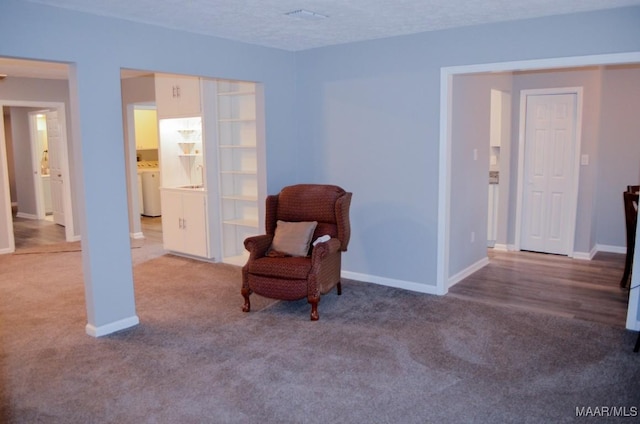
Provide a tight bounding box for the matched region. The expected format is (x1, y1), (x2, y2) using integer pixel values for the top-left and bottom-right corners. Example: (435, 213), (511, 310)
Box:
(438, 51), (640, 331)
(28, 110), (68, 226)
(0, 101), (75, 252)
(515, 88), (582, 256)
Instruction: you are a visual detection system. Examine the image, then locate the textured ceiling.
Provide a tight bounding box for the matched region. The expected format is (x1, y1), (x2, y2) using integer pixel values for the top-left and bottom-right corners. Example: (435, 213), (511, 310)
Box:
(20, 0), (640, 51)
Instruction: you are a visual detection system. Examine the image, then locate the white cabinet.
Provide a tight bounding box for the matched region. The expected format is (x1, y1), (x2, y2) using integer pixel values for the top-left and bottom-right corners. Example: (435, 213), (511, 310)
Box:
(155, 74), (201, 118)
(161, 189), (210, 258)
(216, 80), (261, 265)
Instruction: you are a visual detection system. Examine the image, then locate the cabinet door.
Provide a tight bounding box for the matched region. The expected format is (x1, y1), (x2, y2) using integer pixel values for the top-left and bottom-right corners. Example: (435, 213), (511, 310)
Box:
(174, 77), (201, 117)
(181, 192), (209, 257)
(160, 190), (184, 252)
(155, 74), (180, 118)
(155, 74), (201, 118)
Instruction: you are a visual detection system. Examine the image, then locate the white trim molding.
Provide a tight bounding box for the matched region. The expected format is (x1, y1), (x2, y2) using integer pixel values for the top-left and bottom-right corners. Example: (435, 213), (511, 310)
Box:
(85, 315), (140, 338)
(341, 271), (443, 295)
(492, 243), (509, 252)
(596, 244), (626, 255)
(447, 257), (490, 289)
(16, 212), (38, 220)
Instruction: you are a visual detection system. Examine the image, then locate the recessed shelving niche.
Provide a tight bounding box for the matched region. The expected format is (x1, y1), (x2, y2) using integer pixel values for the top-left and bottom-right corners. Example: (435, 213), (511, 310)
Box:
(216, 80), (260, 265)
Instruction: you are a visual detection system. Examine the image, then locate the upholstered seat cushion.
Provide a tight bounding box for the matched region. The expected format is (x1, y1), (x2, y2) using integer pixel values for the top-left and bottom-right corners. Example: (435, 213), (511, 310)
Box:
(248, 256), (312, 279)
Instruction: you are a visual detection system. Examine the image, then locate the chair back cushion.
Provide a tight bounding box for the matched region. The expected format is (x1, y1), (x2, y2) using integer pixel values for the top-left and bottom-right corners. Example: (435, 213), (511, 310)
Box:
(266, 184), (351, 251)
(277, 184), (345, 223)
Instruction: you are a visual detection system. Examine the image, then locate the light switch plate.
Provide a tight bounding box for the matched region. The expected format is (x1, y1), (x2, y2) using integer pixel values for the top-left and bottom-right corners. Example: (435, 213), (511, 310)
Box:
(581, 154), (589, 165)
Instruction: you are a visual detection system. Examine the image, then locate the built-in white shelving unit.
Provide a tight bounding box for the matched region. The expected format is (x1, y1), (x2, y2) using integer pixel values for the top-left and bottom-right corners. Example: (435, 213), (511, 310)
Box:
(216, 80), (260, 266)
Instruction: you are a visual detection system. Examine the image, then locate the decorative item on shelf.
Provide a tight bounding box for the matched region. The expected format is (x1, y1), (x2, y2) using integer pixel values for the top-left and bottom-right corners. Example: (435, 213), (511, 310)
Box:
(177, 129), (197, 140)
(178, 142), (196, 155)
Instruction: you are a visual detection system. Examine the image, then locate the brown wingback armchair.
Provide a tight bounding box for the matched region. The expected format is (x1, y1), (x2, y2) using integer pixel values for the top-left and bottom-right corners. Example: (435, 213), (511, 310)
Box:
(242, 184), (352, 320)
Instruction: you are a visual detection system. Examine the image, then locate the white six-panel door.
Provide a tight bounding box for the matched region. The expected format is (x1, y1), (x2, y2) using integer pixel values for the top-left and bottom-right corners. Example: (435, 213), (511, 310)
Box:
(520, 93), (577, 255)
(45, 110), (66, 227)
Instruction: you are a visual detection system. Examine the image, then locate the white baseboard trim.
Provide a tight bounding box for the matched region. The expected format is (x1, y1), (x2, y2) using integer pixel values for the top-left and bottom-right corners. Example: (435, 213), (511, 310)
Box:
(493, 243), (509, 251)
(0, 246), (14, 254)
(448, 256), (489, 289)
(86, 315), (139, 337)
(130, 232), (145, 240)
(16, 212), (37, 220)
(596, 244), (626, 254)
(572, 245), (597, 260)
(341, 271), (443, 295)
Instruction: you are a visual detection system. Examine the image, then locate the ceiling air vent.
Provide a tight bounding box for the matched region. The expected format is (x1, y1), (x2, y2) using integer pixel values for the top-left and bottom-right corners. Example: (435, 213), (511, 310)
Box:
(285, 9), (328, 20)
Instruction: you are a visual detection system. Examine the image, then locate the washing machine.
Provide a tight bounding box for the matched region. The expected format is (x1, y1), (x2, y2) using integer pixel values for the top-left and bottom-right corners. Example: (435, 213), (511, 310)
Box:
(138, 161), (162, 217)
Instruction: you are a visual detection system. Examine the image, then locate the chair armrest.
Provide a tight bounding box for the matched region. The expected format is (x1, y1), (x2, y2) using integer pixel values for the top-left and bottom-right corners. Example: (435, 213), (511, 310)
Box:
(244, 234), (273, 260)
(311, 238), (341, 262)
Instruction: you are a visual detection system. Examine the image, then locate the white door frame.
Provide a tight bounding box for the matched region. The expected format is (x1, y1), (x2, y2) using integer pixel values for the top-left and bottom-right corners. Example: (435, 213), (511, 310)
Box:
(0, 100), (75, 244)
(0, 108), (13, 253)
(438, 51), (640, 330)
(28, 110), (48, 220)
(126, 102), (144, 240)
(514, 87), (583, 256)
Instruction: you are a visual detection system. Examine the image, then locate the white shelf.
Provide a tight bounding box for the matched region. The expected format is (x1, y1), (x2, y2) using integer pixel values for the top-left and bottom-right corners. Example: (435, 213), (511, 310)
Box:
(218, 118), (255, 123)
(219, 144), (256, 149)
(222, 194), (257, 202)
(218, 90), (255, 96)
(223, 218), (258, 227)
(220, 170), (256, 175)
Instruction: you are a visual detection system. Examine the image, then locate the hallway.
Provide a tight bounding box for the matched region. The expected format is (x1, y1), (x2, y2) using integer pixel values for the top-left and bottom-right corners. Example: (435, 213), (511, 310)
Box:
(450, 249), (630, 328)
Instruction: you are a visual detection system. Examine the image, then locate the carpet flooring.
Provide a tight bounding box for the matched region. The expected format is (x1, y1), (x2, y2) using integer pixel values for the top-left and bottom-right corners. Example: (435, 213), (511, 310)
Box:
(1, 252), (639, 423)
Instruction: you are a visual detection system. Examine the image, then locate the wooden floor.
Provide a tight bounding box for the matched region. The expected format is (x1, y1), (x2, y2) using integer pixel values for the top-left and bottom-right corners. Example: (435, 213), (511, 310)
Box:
(12, 215), (163, 248)
(10, 215), (631, 328)
(12, 215), (66, 249)
(449, 249), (630, 328)
(138, 216), (163, 244)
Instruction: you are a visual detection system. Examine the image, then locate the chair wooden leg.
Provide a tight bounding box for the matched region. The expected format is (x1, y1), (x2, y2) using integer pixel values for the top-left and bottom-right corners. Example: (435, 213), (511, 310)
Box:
(336, 281), (342, 296)
(241, 287), (251, 313)
(620, 251), (633, 288)
(309, 299), (319, 321)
